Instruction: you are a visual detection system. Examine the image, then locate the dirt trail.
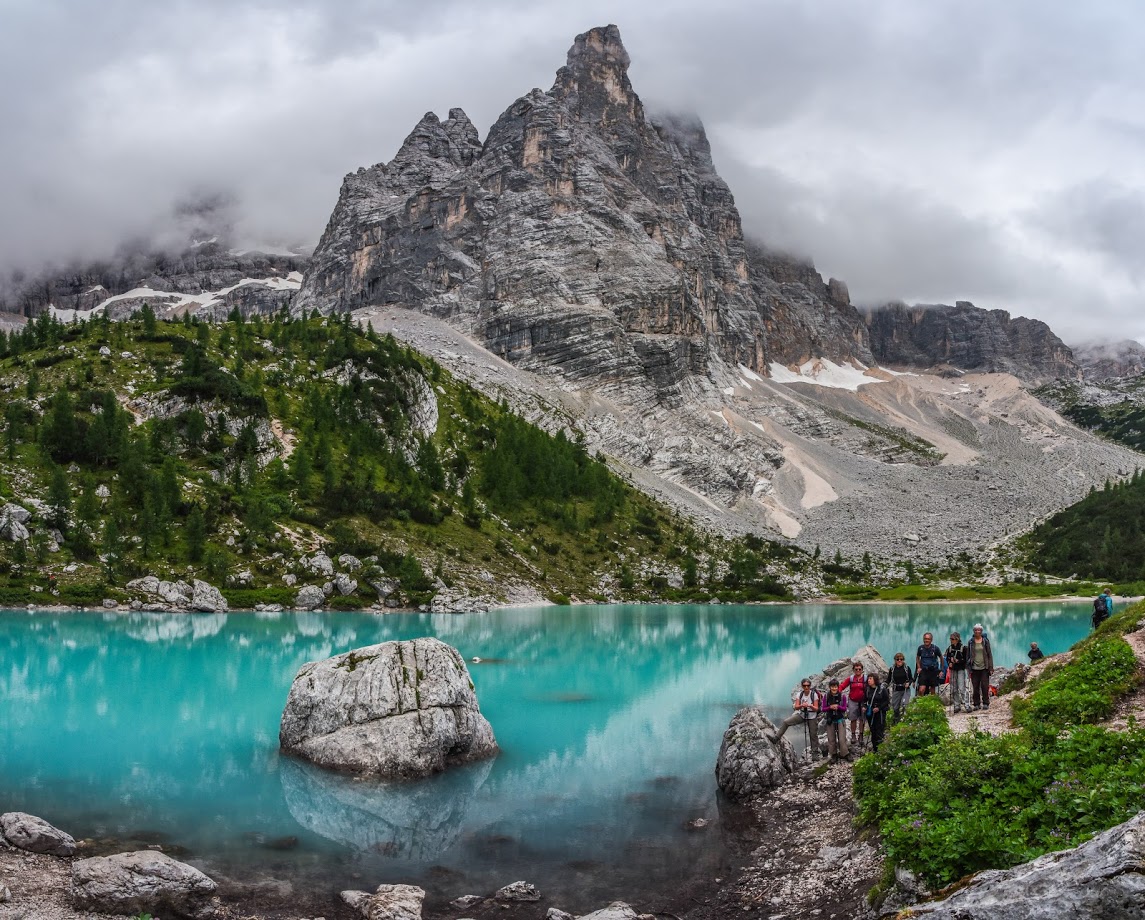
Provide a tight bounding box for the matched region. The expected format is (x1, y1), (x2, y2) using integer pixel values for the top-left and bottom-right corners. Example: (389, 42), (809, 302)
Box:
(948, 622), (1145, 738)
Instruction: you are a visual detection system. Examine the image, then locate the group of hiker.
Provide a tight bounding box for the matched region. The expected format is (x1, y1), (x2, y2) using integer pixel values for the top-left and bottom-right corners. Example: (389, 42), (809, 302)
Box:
(774, 590), (1117, 763)
(774, 624), (998, 763)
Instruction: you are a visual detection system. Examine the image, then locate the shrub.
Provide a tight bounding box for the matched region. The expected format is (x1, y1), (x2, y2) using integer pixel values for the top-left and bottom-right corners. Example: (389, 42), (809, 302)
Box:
(1011, 636), (1139, 736)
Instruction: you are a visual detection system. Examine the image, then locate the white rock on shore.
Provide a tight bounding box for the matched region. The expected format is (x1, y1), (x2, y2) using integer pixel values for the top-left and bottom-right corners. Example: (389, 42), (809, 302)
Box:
(904, 811), (1145, 919)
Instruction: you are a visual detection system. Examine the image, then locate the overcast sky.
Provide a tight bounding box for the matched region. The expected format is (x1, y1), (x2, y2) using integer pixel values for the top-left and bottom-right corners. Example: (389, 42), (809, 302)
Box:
(2, 0), (1144, 343)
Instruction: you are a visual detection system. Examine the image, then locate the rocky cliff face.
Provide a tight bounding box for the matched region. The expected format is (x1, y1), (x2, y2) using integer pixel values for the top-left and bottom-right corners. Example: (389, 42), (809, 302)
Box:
(864, 301), (1080, 382)
(296, 25), (871, 401)
(747, 244), (872, 367)
(1072, 339), (1145, 381)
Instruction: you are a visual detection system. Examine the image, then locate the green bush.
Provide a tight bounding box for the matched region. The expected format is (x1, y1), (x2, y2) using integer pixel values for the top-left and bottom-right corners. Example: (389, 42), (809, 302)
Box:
(1011, 636), (1139, 735)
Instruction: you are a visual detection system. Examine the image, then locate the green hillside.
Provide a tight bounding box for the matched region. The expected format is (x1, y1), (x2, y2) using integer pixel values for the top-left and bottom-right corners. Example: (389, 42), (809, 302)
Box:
(1021, 472), (1145, 581)
(1035, 378), (1145, 452)
(0, 309), (800, 608)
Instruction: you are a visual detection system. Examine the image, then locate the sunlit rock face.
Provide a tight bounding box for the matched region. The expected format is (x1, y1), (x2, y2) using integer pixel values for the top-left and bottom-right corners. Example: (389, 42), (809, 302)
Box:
(279, 637), (498, 779)
(295, 25), (872, 402)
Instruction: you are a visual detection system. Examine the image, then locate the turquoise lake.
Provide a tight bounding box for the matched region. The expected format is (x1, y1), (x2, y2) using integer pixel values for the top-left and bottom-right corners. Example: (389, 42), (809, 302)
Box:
(0, 602), (1092, 910)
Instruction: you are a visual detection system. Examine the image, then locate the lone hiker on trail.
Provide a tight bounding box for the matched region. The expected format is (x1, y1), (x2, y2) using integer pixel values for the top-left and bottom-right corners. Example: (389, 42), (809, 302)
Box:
(915, 633), (943, 697)
(1028, 642), (1045, 663)
(839, 661), (867, 747)
(1092, 588), (1113, 629)
(967, 624), (994, 710)
(775, 678), (821, 760)
(887, 653), (913, 723)
(945, 631), (969, 713)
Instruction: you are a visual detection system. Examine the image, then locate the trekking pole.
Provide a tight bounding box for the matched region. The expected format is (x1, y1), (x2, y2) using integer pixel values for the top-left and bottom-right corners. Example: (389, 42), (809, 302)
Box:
(802, 714), (811, 756)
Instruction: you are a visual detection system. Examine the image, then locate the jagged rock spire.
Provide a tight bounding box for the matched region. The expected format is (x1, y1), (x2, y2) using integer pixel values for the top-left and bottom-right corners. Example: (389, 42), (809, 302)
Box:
(551, 24), (641, 122)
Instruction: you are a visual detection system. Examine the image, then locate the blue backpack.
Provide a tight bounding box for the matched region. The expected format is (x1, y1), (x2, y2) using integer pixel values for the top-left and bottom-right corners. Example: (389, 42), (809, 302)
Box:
(919, 643), (942, 671)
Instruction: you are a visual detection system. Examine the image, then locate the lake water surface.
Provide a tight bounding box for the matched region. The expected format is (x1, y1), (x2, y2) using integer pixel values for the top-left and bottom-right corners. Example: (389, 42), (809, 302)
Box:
(0, 602), (1092, 910)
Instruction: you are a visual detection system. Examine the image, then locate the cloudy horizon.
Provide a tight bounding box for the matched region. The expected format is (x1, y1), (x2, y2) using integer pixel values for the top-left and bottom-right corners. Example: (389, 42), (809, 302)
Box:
(2, 0), (1144, 344)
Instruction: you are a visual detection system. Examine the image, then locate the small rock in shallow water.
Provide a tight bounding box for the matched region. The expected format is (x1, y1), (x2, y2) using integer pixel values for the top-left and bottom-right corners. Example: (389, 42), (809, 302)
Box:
(451, 894), (484, 909)
(495, 880), (541, 901)
(547, 909), (574, 920)
(341, 884), (424, 919)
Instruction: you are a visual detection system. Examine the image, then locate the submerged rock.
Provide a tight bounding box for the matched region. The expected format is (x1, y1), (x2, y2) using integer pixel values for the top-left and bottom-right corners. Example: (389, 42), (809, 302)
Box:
(0, 811), (77, 856)
(495, 880), (541, 901)
(71, 850), (217, 919)
(279, 637), (497, 778)
(907, 811), (1145, 918)
(341, 883), (425, 920)
(714, 707), (796, 800)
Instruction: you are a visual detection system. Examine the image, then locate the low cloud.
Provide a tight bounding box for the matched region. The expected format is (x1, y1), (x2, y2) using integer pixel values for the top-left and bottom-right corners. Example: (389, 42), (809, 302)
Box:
(2, 0), (1144, 342)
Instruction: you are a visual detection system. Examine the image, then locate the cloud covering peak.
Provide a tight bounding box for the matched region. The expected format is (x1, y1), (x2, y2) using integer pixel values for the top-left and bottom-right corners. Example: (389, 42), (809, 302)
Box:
(2, 0), (1144, 342)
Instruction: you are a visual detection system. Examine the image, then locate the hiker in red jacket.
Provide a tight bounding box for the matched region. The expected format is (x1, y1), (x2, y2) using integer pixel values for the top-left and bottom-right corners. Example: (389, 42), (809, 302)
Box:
(838, 661), (867, 747)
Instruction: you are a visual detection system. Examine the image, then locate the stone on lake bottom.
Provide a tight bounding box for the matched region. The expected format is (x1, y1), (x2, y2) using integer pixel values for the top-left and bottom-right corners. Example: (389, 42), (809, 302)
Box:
(340, 883), (425, 920)
(494, 880), (541, 901)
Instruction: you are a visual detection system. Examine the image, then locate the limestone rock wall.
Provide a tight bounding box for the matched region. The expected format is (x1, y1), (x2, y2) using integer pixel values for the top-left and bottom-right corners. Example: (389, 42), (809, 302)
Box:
(864, 301), (1080, 383)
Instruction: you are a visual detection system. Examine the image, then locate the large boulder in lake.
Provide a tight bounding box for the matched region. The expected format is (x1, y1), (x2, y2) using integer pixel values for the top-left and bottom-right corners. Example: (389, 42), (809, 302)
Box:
(0, 811), (76, 855)
(907, 810), (1145, 919)
(279, 637), (498, 779)
(715, 707), (796, 800)
(71, 850), (217, 919)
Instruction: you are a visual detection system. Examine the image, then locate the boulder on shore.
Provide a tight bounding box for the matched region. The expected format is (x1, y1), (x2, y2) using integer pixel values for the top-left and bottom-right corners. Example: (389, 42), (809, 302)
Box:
(0, 812), (76, 856)
(906, 810), (1145, 918)
(71, 850), (217, 919)
(295, 584), (325, 610)
(714, 707), (796, 800)
(794, 644), (889, 698)
(279, 637), (498, 779)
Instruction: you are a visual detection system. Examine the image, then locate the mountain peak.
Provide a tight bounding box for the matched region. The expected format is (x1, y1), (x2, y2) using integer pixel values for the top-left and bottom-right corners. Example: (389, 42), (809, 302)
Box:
(552, 24), (638, 119)
(565, 24), (630, 73)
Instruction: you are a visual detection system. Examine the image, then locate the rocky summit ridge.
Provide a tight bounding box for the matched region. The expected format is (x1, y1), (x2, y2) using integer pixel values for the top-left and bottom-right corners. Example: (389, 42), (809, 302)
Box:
(296, 24), (872, 403)
(295, 25), (1140, 556)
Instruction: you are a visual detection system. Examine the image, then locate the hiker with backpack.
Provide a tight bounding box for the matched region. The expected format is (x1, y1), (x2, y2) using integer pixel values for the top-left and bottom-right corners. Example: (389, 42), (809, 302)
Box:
(915, 633), (945, 697)
(864, 672), (891, 752)
(945, 631), (969, 713)
(838, 661), (868, 747)
(967, 623), (994, 710)
(1092, 588), (1113, 629)
(886, 652), (913, 723)
(774, 678), (822, 760)
(821, 678), (850, 761)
